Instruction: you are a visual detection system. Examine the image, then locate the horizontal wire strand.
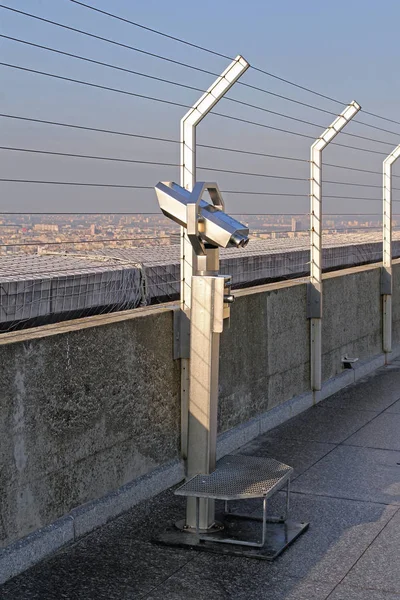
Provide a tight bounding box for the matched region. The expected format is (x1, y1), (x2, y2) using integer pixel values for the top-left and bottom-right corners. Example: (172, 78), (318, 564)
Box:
(1, 179), (399, 204)
(0, 150), (397, 190)
(3, 4), (400, 140)
(0, 5), (219, 77)
(0, 113), (180, 144)
(64, 0), (400, 135)
(2, 113), (399, 180)
(0, 62), (191, 109)
(0, 145), (180, 168)
(5, 59), (390, 153)
(1, 35), (397, 148)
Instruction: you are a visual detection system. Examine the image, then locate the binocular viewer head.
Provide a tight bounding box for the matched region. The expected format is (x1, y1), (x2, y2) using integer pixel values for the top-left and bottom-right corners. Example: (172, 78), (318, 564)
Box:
(154, 181), (249, 250)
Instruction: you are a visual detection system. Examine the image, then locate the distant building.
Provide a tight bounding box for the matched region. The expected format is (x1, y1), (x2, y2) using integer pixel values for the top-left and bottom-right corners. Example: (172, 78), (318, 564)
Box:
(33, 223), (59, 232)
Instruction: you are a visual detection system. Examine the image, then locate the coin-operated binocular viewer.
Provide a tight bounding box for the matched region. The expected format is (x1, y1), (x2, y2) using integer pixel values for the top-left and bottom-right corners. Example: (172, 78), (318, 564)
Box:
(154, 182), (307, 558)
(155, 181), (249, 530)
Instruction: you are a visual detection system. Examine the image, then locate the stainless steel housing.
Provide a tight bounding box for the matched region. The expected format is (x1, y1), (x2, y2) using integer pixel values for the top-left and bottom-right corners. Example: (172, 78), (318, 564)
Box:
(155, 181), (249, 249)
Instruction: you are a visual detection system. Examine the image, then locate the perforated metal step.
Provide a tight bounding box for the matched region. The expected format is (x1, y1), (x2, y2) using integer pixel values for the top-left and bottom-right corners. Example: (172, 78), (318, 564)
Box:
(175, 455), (293, 501)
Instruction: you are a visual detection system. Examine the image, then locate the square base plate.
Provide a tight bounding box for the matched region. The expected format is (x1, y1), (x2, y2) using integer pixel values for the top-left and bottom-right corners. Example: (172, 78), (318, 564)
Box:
(153, 515), (309, 561)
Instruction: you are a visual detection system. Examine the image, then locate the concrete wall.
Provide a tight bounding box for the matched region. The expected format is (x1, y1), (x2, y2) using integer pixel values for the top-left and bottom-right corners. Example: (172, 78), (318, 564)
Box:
(0, 308), (180, 549)
(322, 266), (382, 381)
(392, 262), (400, 347)
(0, 262), (394, 556)
(219, 281), (309, 432)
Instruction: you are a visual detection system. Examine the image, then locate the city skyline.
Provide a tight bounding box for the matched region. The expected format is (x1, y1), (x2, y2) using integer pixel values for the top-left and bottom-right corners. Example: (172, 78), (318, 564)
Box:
(0, 211), (390, 256)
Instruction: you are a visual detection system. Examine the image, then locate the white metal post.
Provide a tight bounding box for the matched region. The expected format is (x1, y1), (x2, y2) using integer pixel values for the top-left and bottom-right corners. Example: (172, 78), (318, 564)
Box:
(382, 144), (400, 354)
(309, 101), (361, 392)
(186, 274), (225, 530)
(179, 55), (249, 459)
(180, 54), (250, 307)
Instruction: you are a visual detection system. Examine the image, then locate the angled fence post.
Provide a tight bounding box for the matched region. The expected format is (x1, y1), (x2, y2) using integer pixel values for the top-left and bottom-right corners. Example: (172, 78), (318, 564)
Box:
(382, 144), (400, 355)
(309, 101), (361, 393)
(179, 56), (249, 460)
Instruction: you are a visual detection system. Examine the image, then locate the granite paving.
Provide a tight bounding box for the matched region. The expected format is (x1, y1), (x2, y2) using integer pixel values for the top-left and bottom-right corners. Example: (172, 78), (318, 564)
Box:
(328, 585), (400, 600)
(339, 509), (400, 594)
(265, 405), (377, 445)
(1, 361), (400, 599)
(236, 436), (335, 479)
(385, 399), (400, 413)
(344, 412), (400, 451)
(292, 445), (400, 505)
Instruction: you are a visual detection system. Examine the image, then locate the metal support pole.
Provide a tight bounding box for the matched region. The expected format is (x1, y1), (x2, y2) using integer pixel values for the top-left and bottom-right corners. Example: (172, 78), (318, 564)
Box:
(382, 145), (400, 354)
(309, 101), (361, 392)
(186, 275), (225, 530)
(179, 55), (249, 459)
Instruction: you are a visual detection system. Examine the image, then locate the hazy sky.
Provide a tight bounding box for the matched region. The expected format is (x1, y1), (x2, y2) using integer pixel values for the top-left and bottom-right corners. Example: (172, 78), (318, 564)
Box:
(2, 0), (400, 217)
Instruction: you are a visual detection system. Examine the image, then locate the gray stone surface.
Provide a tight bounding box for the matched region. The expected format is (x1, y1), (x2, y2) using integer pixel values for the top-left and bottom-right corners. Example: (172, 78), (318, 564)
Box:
(1, 491), (395, 598)
(254, 492), (397, 584)
(236, 435), (335, 479)
(340, 509), (400, 594)
(144, 558), (335, 600)
(0, 308), (181, 548)
(319, 365), (400, 412)
(0, 539), (192, 600)
(268, 406), (376, 444)
(328, 584), (400, 599)
(259, 391), (314, 434)
(392, 262), (400, 347)
(80, 485), (188, 544)
(219, 282), (310, 433)
(322, 268), (382, 381)
(385, 399), (400, 413)
(71, 458), (184, 539)
(216, 418), (261, 460)
(353, 353), (386, 381)
(344, 413), (400, 451)
(0, 517), (74, 586)
(293, 445), (400, 505)
(316, 369), (354, 403)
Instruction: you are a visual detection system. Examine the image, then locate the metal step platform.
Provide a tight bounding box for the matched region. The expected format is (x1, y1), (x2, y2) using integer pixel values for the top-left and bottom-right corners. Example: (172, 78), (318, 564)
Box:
(154, 455), (309, 560)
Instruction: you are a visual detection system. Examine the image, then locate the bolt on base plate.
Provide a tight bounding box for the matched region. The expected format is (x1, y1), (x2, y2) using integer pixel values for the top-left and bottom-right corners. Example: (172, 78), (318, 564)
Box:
(174, 519), (224, 535)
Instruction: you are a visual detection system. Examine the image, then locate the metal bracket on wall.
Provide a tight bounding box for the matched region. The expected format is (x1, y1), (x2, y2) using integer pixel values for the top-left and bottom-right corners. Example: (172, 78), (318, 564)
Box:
(306, 283), (322, 319)
(173, 308), (190, 360)
(380, 266), (392, 296)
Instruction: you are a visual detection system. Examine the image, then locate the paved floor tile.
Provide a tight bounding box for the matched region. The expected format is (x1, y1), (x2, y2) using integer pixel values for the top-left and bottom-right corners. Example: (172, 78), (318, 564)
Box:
(328, 583), (400, 599)
(91, 487), (188, 544)
(293, 445), (400, 505)
(385, 399), (400, 414)
(339, 509), (400, 594)
(254, 492), (397, 584)
(320, 366), (400, 413)
(0, 539), (193, 600)
(344, 413), (400, 451)
(268, 406), (376, 445)
(236, 436), (335, 479)
(144, 556), (335, 600)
